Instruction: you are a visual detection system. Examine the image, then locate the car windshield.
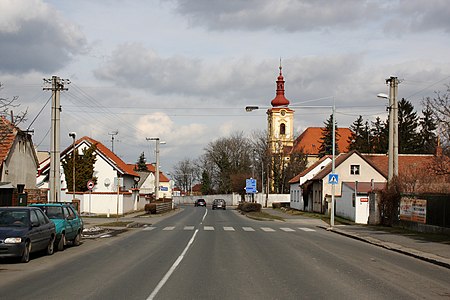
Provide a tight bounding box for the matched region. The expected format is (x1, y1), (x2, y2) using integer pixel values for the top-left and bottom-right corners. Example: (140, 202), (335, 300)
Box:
(0, 210), (29, 227)
(40, 206), (64, 219)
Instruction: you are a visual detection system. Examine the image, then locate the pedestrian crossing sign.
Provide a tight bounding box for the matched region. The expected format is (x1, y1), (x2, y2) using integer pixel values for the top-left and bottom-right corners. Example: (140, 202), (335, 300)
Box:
(328, 174), (339, 185)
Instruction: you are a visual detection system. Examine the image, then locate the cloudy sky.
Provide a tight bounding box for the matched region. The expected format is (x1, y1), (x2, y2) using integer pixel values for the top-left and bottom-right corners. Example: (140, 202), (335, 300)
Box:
(1, 0), (450, 173)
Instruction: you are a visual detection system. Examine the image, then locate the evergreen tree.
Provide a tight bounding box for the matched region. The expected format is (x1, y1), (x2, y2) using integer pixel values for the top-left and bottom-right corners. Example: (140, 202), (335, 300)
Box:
(200, 170), (213, 195)
(62, 143), (98, 193)
(318, 114), (340, 157)
(135, 152), (148, 171)
(371, 117), (388, 153)
(348, 115), (365, 152)
(362, 120), (372, 153)
(419, 105), (437, 154)
(398, 98), (420, 153)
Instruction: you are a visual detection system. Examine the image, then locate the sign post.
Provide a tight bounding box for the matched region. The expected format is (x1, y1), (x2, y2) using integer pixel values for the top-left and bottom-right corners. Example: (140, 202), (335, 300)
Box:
(87, 180), (95, 215)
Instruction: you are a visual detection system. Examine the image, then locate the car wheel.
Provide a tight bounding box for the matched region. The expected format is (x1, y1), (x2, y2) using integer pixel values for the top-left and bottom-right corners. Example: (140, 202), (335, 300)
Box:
(21, 241), (31, 263)
(46, 236), (55, 255)
(72, 231), (81, 246)
(57, 233), (66, 251)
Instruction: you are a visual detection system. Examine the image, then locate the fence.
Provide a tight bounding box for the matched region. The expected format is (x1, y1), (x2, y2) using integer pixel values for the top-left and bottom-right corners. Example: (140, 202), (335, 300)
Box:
(425, 194), (450, 228)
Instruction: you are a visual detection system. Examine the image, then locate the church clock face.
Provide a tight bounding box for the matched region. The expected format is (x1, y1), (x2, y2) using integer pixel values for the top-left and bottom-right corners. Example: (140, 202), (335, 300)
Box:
(280, 110), (286, 116)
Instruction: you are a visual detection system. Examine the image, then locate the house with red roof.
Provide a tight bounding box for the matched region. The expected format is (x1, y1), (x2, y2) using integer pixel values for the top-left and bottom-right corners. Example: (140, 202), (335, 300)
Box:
(289, 155), (332, 211)
(302, 150), (387, 214)
(0, 117), (39, 206)
(129, 163), (172, 200)
(37, 136), (144, 215)
(290, 127), (353, 166)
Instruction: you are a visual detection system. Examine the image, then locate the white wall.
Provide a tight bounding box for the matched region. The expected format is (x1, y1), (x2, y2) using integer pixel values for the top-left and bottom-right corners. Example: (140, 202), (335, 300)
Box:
(79, 191), (144, 215)
(336, 183), (370, 224)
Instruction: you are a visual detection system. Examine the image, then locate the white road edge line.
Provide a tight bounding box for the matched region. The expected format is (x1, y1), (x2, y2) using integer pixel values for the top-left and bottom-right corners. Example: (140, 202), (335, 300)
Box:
(201, 208), (207, 223)
(147, 229), (199, 300)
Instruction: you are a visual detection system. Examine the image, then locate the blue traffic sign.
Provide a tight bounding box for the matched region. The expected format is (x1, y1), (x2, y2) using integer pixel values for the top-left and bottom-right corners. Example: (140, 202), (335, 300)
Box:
(246, 178), (257, 193)
(328, 174), (339, 185)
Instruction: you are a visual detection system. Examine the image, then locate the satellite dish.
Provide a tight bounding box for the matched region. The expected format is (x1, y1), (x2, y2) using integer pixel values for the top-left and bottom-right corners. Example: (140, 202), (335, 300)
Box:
(104, 178), (111, 187)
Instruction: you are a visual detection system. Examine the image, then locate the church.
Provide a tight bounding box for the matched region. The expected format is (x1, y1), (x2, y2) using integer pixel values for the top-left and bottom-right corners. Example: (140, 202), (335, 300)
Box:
(266, 64), (352, 193)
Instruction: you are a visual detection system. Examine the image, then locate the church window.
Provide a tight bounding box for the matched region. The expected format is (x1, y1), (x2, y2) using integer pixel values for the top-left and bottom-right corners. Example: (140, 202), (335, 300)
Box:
(280, 123), (286, 135)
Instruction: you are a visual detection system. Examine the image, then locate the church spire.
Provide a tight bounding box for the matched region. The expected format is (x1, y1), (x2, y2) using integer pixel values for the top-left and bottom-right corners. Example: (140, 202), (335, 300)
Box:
(271, 60), (290, 107)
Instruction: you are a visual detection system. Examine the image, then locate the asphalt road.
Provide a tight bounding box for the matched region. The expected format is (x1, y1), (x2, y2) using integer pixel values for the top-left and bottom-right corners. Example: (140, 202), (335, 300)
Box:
(1, 206), (449, 300)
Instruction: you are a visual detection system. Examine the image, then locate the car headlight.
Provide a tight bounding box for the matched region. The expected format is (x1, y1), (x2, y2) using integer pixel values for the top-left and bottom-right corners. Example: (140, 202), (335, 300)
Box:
(4, 237), (22, 244)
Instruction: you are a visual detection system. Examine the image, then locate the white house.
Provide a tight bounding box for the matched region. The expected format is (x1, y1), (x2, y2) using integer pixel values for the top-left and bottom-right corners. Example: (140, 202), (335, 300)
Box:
(303, 150), (387, 214)
(337, 181), (385, 224)
(0, 117), (39, 206)
(37, 136), (144, 215)
(132, 163), (172, 200)
(289, 156), (331, 211)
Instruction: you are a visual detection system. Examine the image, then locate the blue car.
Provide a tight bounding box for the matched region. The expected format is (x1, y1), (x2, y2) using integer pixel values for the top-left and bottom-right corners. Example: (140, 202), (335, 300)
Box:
(0, 207), (56, 263)
(30, 203), (83, 251)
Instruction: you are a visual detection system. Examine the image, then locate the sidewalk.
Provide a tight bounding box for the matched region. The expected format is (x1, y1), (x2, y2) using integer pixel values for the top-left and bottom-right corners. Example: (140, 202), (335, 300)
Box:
(264, 208), (450, 269)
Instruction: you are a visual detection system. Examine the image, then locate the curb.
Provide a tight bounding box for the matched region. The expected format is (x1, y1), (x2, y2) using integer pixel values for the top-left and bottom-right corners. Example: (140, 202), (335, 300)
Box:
(318, 225), (450, 270)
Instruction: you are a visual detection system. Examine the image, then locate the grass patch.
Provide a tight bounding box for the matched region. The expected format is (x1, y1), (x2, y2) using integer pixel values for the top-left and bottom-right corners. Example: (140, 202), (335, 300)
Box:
(246, 211), (285, 221)
(98, 221), (134, 227)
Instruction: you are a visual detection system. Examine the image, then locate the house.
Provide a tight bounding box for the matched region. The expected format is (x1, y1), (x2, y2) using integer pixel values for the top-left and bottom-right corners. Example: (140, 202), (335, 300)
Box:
(131, 163), (172, 200)
(289, 155), (332, 211)
(303, 150), (387, 214)
(0, 117), (39, 206)
(337, 181), (385, 224)
(290, 127), (353, 166)
(37, 136), (144, 215)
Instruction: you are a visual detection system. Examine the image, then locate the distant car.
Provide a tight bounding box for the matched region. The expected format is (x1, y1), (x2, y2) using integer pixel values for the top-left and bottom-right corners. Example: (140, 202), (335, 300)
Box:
(194, 199), (206, 207)
(212, 199), (226, 210)
(0, 207), (56, 263)
(30, 203), (83, 251)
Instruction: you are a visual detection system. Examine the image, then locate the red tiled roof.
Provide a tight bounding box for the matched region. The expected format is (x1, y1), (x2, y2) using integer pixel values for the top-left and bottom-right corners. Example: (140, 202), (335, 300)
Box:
(363, 154), (436, 178)
(40, 136), (139, 178)
(127, 163), (169, 182)
(343, 181), (386, 193)
(291, 127), (353, 155)
(0, 117), (16, 164)
(289, 155), (331, 184)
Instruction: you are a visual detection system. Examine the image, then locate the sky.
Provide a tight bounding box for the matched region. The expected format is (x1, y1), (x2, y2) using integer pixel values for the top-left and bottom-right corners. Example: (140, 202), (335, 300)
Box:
(1, 0), (450, 174)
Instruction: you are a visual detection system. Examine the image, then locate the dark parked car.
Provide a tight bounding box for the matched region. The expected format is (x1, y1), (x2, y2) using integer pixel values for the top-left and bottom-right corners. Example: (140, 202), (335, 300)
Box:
(30, 203), (83, 251)
(194, 199), (206, 207)
(212, 199), (226, 210)
(0, 207), (56, 263)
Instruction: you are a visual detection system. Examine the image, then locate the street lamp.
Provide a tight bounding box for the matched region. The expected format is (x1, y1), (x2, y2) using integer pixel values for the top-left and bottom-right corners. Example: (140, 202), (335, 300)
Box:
(146, 137), (166, 201)
(68, 132), (76, 201)
(245, 100), (337, 227)
(377, 76), (399, 182)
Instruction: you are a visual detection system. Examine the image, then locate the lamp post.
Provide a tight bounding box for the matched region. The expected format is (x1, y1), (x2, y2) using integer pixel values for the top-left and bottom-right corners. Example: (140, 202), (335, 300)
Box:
(246, 100), (337, 227)
(377, 76), (399, 182)
(69, 132), (76, 201)
(146, 137), (165, 201)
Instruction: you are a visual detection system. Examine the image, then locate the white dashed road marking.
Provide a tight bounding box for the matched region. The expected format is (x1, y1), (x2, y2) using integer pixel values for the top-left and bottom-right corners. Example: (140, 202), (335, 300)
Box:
(261, 227), (275, 232)
(163, 226), (175, 231)
(280, 228), (295, 232)
(223, 227), (235, 231)
(298, 227), (316, 232)
(143, 226), (156, 231)
(204, 226), (215, 231)
(184, 226), (195, 231)
(242, 227), (255, 232)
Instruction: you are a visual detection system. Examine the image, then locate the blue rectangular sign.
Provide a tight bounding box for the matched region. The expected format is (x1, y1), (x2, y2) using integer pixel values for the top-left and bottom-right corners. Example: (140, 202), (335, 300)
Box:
(245, 178), (257, 193)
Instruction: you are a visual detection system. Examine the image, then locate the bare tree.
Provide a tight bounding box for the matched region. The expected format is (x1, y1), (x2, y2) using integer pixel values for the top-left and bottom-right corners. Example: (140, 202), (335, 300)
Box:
(423, 84), (450, 148)
(0, 83), (27, 141)
(172, 158), (197, 195)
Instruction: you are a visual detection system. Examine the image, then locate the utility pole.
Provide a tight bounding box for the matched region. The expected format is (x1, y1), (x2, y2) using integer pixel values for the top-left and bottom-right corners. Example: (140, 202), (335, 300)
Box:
(44, 76), (69, 202)
(386, 76), (399, 181)
(108, 130), (119, 153)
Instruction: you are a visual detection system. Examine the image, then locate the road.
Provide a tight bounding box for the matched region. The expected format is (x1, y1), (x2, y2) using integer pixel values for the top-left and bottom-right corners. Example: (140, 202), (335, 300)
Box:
(1, 206), (449, 299)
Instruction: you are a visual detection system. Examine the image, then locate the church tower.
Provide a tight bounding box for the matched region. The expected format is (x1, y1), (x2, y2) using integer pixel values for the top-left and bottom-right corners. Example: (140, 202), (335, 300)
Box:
(267, 64), (294, 155)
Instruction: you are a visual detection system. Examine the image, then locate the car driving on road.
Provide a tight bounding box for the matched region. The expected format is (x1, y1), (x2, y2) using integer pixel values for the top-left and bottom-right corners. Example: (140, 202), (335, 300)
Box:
(194, 199), (206, 207)
(212, 199), (226, 210)
(0, 207), (56, 263)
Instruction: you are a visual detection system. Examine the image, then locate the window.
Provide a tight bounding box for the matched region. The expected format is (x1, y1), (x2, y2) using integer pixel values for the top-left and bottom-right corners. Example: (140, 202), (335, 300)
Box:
(35, 209), (48, 225)
(350, 165), (360, 175)
(280, 123), (286, 135)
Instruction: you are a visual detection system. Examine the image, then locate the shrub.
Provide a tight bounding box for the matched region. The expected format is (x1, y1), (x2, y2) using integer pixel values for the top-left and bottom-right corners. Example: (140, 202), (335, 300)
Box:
(238, 202), (262, 213)
(379, 177), (402, 226)
(144, 203), (157, 214)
